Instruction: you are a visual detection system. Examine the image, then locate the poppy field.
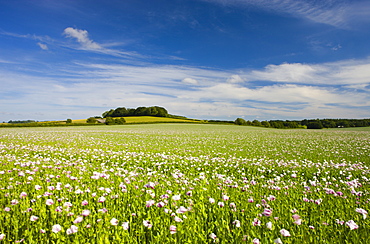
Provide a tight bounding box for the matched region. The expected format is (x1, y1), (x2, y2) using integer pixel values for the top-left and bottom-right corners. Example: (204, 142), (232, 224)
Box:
(0, 124), (369, 243)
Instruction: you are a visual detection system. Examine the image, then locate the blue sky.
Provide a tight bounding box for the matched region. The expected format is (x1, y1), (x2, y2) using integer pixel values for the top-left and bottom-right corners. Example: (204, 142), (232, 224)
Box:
(1, 0), (370, 121)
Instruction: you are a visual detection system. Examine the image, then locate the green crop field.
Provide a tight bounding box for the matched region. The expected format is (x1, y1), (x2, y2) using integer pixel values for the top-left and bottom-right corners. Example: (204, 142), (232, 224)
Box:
(0, 124), (369, 243)
(70, 116), (200, 124)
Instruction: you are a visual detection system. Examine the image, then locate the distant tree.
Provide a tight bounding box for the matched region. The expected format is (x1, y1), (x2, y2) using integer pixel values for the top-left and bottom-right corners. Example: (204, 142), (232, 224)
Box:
(235, 118), (247, 125)
(270, 121), (284, 128)
(102, 109), (115, 118)
(86, 117), (97, 124)
(66, 119), (72, 124)
(252, 120), (262, 127)
(134, 107), (149, 116)
(154, 106), (168, 117)
(105, 117), (115, 125)
(115, 117), (126, 124)
(322, 119), (336, 128)
(112, 107), (128, 117)
(307, 121), (323, 129)
(261, 121), (270, 127)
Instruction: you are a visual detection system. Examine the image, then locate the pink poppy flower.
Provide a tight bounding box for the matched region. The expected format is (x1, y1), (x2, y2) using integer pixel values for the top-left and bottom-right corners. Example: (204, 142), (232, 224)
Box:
(266, 221), (273, 229)
(267, 195), (276, 201)
(81, 200), (88, 206)
(145, 182), (155, 189)
(169, 225), (177, 234)
(356, 208), (368, 219)
(146, 200), (155, 208)
(55, 206), (63, 212)
(0, 234), (5, 240)
(46, 199), (54, 206)
(172, 195), (181, 201)
(143, 220), (152, 228)
(52, 224), (62, 233)
(66, 225), (78, 235)
(98, 196), (106, 203)
(292, 214), (300, 220)
(81, 210), (91, 216)
(30, 215), (39, 221)
(122, 222), (129, 230)
(98, 208), (108, 213)
(174, 216), (183, 222)
(262, 208), (272, 217)
(11, 200), (19, 205)
(63, 202), (72, 208)
(252, 218), (261, 226)
(176, 206), (188, 213)
(346, 220), (358, 230)
(232, 220), (241, 228)
(274, 238), (283, 244)
(252, 238), (260, 244)
(110, 218), (119, 226)
(209, 233), (217, 240)
(157, 202), (166, 208)
(294, 219), (302, 225)
(73, 216), (83, 224)
(280, 229), (291, 237)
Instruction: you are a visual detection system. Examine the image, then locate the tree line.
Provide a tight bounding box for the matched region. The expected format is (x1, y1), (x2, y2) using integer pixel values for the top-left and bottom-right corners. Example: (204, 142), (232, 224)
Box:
(102, 106), (169, 118)
(234, 118), (370, 129)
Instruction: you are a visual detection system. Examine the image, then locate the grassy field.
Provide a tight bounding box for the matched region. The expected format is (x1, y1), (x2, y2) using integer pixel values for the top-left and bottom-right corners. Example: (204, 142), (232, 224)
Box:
(0, 124), (369, 243)
(70, 116), (200, 124)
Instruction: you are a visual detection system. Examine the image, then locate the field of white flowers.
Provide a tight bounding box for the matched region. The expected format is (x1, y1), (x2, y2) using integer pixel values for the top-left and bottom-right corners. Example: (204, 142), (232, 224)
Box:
(0, 124), (369, 243)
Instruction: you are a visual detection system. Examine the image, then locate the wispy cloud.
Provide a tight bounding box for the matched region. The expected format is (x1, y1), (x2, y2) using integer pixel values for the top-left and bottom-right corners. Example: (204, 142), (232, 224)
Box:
(1, 56), (369, 121)
(182, 78), (199, 85)
(37, 42), (48, 50)
(62, 27), (145, 59)
(246, 59), (370, 85)
(63, 27), (102, 50)
(203, 0), (352, 28)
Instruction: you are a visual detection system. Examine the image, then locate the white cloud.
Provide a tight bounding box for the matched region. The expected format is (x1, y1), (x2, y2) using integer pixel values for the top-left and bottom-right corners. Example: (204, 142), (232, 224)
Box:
(203, 0), (350, 28)
(182, 77), (198, 84)
(37, 42), (48, 50)
(63, 27), (101, 50)
(247, 59), (370, 85)
(227, 74), (244, 83)
(1, 57), (370, 121)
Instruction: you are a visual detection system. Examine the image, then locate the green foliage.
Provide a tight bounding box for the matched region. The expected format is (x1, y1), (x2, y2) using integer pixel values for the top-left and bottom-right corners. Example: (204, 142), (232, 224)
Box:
(66, 119), (72, 124)
(102, 106), (169, 118)
(86, 117), (97, 124)
(105, 117), (126, 125)
(261, 121), (270, 127)
(307, 120), (324, 129)
(8, 120), (36, 124)
(235, 118), (247, 125)
(252, 119), (262, 127)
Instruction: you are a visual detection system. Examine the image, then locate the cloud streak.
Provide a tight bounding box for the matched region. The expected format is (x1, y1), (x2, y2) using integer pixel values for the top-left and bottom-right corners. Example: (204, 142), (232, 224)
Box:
(1, 56), (369, 121)
(63, 27), (102, 50)
(203, 0), (358, 28)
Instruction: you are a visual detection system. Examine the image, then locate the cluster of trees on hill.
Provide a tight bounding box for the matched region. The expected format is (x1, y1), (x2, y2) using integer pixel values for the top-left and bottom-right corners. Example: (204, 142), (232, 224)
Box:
(235, 118), (370, 129)
(102, 106), (169, 118)
(86, 117), (126, 125)
(7, 120), (36, 124)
